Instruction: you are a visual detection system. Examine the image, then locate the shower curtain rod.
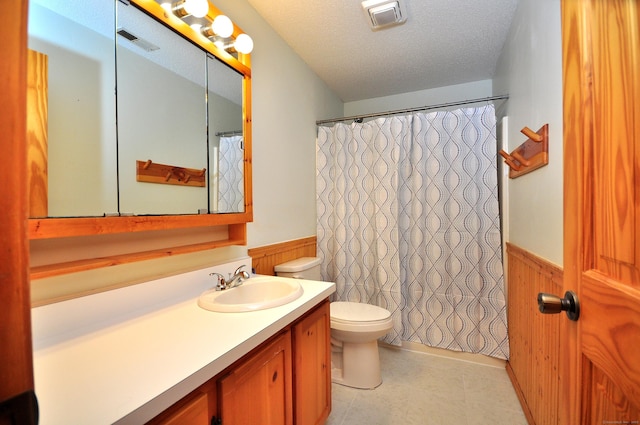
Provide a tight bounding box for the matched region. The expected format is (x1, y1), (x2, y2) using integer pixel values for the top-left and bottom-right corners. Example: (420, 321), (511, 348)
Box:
(316, 94), (509, 125)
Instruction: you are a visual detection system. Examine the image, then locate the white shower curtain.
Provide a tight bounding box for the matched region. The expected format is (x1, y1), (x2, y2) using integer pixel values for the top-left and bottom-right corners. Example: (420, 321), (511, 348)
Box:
(217, 135), (244, 213)
(316, 104), (509, 359)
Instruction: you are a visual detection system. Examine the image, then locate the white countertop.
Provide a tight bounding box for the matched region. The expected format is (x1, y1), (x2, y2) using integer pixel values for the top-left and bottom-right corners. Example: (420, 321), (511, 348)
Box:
(31, 257), (335, 425)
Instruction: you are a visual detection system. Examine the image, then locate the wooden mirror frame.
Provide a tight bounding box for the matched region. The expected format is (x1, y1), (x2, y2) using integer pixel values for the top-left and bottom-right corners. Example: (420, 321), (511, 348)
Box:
(29, 0), (252, 278)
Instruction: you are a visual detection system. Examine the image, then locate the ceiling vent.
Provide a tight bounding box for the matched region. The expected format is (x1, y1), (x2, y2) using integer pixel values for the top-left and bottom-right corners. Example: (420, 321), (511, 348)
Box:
(116, 27), (160, 52)
(361, 0), (407, 31)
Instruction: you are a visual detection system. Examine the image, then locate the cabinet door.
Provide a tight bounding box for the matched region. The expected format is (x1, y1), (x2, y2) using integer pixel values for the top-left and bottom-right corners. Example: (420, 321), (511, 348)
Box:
(218, 331), (293, 425)
(152, 392), (209, 425)
(293, 300), (331, 425)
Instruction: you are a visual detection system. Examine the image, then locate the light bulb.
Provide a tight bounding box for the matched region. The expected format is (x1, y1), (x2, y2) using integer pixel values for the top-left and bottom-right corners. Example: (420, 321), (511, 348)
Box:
(212, 15), (234, 38)
(183, 0), (209, 18)
(234, 33), (253, 54)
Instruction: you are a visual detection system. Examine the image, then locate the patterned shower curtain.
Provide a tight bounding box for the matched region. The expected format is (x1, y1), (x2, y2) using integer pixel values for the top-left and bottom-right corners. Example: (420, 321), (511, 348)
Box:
(316, 105), (509, 359)
(217, 135), (245, 213)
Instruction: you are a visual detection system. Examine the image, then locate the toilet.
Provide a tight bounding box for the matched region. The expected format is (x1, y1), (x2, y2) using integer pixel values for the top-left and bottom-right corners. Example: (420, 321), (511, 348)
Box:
(274, 257), (393, 389)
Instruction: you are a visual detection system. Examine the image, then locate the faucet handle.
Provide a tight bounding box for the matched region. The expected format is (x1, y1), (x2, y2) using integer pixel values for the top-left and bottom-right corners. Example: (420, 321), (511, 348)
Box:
(233, 265), (248, 275)
(209, 272), (226, 290)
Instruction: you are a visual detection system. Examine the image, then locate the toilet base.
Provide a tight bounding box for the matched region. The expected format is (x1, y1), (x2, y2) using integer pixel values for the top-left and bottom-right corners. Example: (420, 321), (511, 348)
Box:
(331, 339), (382, 389)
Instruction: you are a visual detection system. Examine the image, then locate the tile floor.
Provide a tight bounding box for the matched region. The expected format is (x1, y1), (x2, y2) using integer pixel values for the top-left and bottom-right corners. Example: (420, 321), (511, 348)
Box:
(327, 345), (528, 425)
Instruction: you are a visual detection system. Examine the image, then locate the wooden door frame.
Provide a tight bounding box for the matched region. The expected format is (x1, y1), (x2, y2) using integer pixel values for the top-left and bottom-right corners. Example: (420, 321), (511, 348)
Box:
(0, 0), (35, 417)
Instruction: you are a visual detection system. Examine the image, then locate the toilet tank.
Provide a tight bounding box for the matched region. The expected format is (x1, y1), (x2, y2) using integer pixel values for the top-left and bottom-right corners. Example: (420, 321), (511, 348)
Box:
(274, 257), (322, 280)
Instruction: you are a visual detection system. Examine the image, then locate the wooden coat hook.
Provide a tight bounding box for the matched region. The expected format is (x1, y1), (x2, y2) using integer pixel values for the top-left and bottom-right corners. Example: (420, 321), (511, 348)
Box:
(136, 160), (207, 187)
(520, 126), (544, 142)
(499, 124), (549, 178)
(499, 150), (521, 171)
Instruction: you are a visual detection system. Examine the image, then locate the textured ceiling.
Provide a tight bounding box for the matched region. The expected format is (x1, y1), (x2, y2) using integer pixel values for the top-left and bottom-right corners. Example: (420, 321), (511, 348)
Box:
(246, 0), (520, 102)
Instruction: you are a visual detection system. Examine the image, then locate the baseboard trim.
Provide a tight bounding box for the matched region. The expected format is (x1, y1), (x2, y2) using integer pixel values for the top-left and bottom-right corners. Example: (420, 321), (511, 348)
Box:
(380, 340), (506, 368)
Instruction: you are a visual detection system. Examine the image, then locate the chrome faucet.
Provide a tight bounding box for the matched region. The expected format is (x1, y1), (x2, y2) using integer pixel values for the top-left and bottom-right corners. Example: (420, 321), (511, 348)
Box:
(210, 265), (250, 290)
(226, 265), (250, 289)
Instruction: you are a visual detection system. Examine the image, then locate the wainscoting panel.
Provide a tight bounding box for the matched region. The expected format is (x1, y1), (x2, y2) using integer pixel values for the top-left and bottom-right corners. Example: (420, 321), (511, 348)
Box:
(506, 243), (563, 425)
(248, 236), (317, 275)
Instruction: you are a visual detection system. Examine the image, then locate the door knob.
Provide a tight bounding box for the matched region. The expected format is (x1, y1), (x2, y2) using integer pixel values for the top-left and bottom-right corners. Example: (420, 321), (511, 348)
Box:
(537, 290), (580, 321)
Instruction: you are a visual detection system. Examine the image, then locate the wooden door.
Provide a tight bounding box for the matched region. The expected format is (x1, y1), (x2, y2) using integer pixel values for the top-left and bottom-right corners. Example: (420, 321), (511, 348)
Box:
(0, 0), (38, 423)
(563, 1), (640, 423)
(293, 300), (331, 425)
(217, 331), (293, 425)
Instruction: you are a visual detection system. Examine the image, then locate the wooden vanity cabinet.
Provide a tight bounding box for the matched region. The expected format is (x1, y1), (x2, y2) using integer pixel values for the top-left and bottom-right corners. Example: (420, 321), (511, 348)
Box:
(216, 331), (293, 425)
(146, 299), (330, 425)
(147, 381), (216, 425)
(292, 300), (331, 425)
(150, 392), (210, 425)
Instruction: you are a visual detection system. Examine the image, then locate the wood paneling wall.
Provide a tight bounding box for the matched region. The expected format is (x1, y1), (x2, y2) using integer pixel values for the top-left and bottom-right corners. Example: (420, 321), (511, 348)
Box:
(248, 237), (316, 275)
(506, 243), (563, 425)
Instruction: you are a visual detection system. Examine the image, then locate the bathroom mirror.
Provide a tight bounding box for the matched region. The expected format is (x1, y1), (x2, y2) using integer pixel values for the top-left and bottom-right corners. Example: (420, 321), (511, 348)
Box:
(28, 0), (253, 260)
(116, 1), (209, 215)
(28, 0), (118, 217)
(208, 55), (245, 213)
(26, 0), (248, 218)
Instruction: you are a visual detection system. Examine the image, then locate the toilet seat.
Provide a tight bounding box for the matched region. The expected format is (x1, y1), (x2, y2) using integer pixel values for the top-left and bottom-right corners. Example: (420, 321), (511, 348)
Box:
(330, 301), (392, 332)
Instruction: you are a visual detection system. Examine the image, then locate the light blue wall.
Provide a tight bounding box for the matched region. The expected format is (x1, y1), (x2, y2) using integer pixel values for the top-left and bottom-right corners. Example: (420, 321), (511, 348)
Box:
(493, 0), (563, 265)
(214, 0), (344, 248)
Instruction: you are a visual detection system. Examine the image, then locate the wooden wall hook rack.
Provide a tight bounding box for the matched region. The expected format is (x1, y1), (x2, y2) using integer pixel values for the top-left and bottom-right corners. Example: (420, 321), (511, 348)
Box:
(499, 124), (549, 179)
(136, 160), (206, 187)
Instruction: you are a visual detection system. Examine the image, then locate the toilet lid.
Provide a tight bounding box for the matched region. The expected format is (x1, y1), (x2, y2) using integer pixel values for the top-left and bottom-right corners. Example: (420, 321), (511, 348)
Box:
(330, 301), (391, 323)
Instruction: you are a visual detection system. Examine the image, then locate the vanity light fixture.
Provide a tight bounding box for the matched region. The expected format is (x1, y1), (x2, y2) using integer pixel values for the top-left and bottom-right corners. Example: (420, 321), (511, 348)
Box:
(200, 15), (232, 39)
(209, 34), (253, 54)
(211, 14), (234, 38)
(166, 0), (209, 18)
(161, 2), (254, 56)
(202, 14), (253, 54)
(201, 25), (216, 38)
(211, 36), (233, 50)
(234, 33), (253, 54)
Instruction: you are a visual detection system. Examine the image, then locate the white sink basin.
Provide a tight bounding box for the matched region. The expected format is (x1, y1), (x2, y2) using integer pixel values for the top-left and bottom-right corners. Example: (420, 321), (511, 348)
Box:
(197, 276), (304, 313)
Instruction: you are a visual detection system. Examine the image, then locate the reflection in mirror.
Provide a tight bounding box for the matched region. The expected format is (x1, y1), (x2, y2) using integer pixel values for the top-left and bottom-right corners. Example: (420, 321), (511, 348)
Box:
(26, 0), (250, 222)
(116, 1), (208, 215)
(207, 55), (245, 213)
(27, 0), (118, 217)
